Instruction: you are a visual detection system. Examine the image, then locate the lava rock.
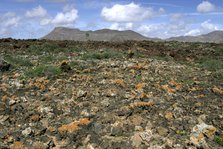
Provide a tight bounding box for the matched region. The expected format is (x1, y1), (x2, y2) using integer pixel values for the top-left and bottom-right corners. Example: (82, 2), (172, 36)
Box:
(0, 58), (11, 72)
(60, 61), (72, 72)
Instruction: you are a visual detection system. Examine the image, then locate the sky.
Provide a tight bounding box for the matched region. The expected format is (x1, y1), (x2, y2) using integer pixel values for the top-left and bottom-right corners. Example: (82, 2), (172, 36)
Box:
(0, 0), (223, 39)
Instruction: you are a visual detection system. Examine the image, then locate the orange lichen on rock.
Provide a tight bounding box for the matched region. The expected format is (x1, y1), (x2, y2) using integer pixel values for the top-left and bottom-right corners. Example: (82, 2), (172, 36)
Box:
(58, 118), (91, 134)
(130, 64), (144, 70)
(114, 79), (125, 87)
(30, 114), (40, 122)
(168, 80), (182, 90)
(48, 127), (56, 133)
(195, 94), (205, 98)
(82, 68), (92, 73)
(160, 80), (182, 94)
(135, 83), (146, 92)
(212, 87), (223, 95)
(161, 84), (175, 93)
(129, 101), (154, 109)
(79, 75), (92, 81)
(0, 83), (8, 91)
(165, 112), (174, 121)
(138, 92), (149, 99)
(10, 141), (23, 149)
(190, 133), (205, 147)
(2, 95), (8, 102)
(129, 69), (135, 74)
(29, 77), (49, 90)
(78, 118), (91, 125)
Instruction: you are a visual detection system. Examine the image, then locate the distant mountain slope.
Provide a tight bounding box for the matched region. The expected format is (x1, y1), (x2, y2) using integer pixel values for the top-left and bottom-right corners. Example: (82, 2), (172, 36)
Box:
(42, 27), (156, 41)
(167, 30), (223, 43)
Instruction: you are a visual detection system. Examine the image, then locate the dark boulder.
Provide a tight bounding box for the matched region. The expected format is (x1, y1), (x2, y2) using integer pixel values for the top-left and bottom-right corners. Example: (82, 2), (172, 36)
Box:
(60, 61), (72, 72)
(0, 58), (11, 72)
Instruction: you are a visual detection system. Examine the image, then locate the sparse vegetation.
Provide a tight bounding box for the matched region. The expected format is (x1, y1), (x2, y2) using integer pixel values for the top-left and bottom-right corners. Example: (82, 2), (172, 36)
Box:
(197, 58), (223, 80)
(214, 136), (223, 145)
(27, 43), (62, 54)
(4, 55), (33, 67)
(0, 39), (223, 149)
(198, 58), (223, 71)
(25, 65), (61, 78)
(81, 50), (124, 60)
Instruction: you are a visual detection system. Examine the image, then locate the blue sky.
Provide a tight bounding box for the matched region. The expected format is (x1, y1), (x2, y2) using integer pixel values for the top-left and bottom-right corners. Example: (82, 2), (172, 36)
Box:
(0, 0), (223, 39)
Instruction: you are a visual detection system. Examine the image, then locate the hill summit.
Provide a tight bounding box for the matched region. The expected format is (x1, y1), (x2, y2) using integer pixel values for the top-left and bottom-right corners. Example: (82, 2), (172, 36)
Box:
(167, 30), (223, 43)
(42, 27), (154, 41)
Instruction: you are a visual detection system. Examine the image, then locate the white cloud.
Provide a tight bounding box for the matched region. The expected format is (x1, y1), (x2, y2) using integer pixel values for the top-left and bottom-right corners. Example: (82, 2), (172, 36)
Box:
(159, 8), (165, 14)
(32, 5), (79, 26)
(51, 8), (78, 26)
(137, 24), (159, 33)
(26, 5), (48, 18)
(170, 13), (183, 21)
(201, 20), (218, 30)
(0, 4), (79, 38)
(0, 12), (20, 37)
(4, 17), (20, 27)
(0, 12), (20, 27)
(125, 22), (133, 29)
(16, 0), (35, 2)
(47, 0), (68, 2)
(40, 18), (52, 26)
(197, 1), (215, 13)
(101, 2), (154, 22)
(185, 20), (219, 36)
(137, 24), (170, 38)
(109, 22), (133, 30)
(185, 29), (201, 36)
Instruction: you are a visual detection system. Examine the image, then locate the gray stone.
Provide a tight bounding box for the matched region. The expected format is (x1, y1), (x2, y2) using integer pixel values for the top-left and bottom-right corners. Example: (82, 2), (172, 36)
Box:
(131, 132), (142, 148)
(22, 127), (32, 136)
(8, 100), (16, 106)
(157, 127), (169, 136)
(101, 98), (110, 107)
(93, 123), (103, 135)
(190, 122), (217, 148)
(111, 126), (123, 136)
(77, 90), (87, 98)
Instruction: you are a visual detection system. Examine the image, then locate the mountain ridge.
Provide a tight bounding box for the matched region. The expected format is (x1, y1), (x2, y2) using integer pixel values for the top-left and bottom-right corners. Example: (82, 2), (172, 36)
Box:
(42, 27), (157, 41)
(42, 27), (223, 43)
(167, 30), (223, 43)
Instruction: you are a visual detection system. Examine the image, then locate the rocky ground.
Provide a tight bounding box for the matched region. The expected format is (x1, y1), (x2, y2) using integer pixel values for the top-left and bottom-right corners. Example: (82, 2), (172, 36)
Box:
(0, 39), (223, 148)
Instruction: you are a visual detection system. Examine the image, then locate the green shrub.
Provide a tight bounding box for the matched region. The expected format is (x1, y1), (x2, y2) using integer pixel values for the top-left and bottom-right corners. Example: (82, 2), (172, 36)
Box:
(214, 136), (223, 145)
(135, 75), (142, 80)
(70, 61), (89, 70)
(27, 44), (42, 54)
(198, 58), (223, 80)
(56, 56), (69, 62)
(82, 50), (124, 60)
(4, 55), (33, 67)
(198, 58), (223, 71)
(215, 46), (223, 54)
(40, 55), (56, 63)
(214, 69), (223, 80)
(27, 43), (62, 54)
(25, 65), (61, 78)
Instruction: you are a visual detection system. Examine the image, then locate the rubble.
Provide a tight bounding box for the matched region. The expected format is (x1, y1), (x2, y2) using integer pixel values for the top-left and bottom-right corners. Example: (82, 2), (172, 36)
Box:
(0, 39), (222, 148)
